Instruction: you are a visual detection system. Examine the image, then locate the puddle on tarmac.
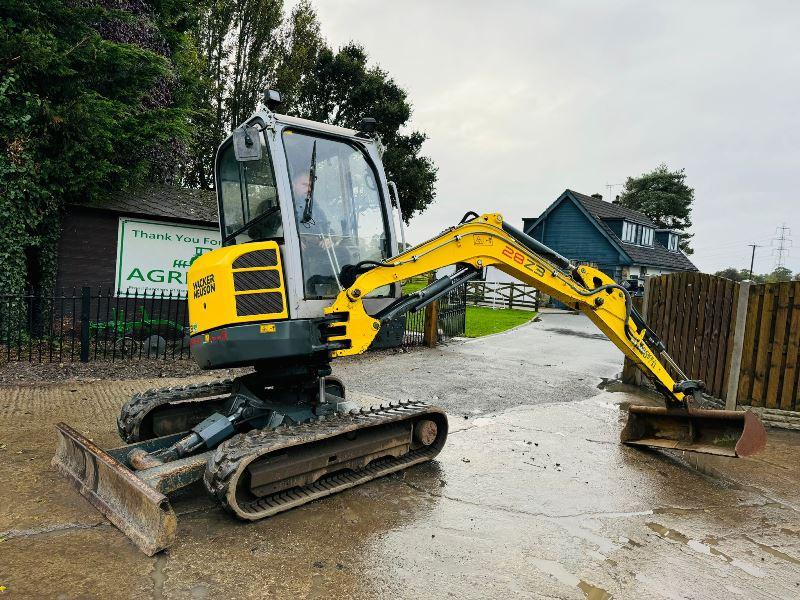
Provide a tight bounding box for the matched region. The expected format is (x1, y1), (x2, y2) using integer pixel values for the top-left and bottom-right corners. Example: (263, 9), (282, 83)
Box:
(646, 522), (765, 577)
(556, 519), (621, 554)
(596, 378), (661, 399)
(743, 535), (800, 565)
(646, 522), (689, 544)
(528, 558), (611, 599)
(578, 580), (612, 600)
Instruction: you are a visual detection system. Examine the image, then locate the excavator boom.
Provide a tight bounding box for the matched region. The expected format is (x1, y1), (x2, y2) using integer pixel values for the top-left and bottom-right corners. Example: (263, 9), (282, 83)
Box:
(325, 212), (766, 458)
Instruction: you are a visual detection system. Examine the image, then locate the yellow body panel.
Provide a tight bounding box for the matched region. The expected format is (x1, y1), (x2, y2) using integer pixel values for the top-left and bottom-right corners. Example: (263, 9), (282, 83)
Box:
(187, 241), (288, 335)
(325, 213), (685, 404)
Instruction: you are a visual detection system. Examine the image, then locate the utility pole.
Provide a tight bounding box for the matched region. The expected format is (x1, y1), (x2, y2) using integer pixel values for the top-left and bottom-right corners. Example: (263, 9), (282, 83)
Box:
(747, 244), (762, 280)
(773, 223), (792, 269)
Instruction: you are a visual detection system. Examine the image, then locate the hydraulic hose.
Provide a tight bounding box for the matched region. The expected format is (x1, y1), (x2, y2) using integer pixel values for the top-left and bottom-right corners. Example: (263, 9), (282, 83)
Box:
(500, 221), (572, 271)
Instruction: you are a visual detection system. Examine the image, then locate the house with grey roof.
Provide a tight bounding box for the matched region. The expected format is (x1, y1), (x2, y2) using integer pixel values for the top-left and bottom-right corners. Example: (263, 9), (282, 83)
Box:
(522, 189), (697, 284)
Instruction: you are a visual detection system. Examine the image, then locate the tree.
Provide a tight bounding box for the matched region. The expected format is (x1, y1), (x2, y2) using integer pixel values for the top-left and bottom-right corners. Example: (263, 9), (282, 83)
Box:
(615, 164), (694, 254)
(766, 266), (793, 283)
(0, 0), (202, 295)
(713, 268), (746, 282)
(273, 1), (326, 111)
(713, 267), (766, 283)
(186, 0), (239, 190)
(184, 0), (285, 189)
(286, 41), (437, 221)
(713, 266), (797, 283)
(183, 1), (437, 222)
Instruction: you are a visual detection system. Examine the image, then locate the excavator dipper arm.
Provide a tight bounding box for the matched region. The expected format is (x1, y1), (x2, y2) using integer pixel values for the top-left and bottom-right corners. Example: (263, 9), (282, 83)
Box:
(325, 213), (767, 457)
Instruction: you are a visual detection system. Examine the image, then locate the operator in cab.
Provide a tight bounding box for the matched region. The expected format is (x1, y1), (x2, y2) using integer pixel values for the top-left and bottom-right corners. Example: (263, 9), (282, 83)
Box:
(284, 136), (348, 298)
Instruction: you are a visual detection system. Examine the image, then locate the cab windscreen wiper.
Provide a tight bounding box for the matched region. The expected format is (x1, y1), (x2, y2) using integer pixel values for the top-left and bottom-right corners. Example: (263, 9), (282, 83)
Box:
(300, 141), (317, 226)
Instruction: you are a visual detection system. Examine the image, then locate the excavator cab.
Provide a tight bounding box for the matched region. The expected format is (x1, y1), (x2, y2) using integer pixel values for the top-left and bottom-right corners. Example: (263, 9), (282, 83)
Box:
(185, 110), (405, 370)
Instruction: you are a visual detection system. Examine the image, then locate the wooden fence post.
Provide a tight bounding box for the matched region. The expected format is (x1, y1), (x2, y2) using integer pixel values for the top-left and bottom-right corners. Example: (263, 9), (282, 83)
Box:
(508, 282), (515, 309)
(423, 300), (439, 347)
(423, 271), (438, 347)
(725, 281), (751, 410)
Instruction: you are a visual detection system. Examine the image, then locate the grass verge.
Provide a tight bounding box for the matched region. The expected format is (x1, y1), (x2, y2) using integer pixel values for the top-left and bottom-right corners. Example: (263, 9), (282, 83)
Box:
(402, 278), (428, 295)
(465, 306), (537, 338)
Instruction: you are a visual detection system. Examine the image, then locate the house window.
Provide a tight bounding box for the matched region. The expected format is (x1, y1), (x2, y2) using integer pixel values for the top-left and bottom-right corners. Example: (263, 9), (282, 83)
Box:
(668, 233), (679, 251)
(622, 221), (635, 243)
(622, 221), (653, 246)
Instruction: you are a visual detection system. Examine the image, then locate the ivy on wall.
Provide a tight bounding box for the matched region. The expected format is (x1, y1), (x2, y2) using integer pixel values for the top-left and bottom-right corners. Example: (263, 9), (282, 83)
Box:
(0, 1), (202, 295)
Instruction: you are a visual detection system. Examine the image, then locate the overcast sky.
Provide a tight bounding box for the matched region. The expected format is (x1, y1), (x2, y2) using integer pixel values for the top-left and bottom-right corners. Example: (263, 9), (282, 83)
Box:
(299, 0), (800, 274)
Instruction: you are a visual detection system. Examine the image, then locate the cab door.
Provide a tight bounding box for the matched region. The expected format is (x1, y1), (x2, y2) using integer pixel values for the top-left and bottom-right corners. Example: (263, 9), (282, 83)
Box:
(275, 125), (400, 320)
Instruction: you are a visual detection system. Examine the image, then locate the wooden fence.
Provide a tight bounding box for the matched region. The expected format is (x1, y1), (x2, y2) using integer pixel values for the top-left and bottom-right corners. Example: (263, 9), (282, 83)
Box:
(624, 274), (800, 414)
(466, 281), (539, 310)
(736, 281), (800, 411)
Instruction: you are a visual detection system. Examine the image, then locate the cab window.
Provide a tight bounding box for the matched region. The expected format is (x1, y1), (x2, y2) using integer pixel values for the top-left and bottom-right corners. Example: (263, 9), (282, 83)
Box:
(282, 129), (390, 299)
(217, 131), (281, 244)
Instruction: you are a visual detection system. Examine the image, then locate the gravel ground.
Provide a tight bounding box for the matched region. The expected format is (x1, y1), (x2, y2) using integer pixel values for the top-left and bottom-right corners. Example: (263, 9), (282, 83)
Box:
(0, 347), (414, 385)
(0, 358), (245, 385)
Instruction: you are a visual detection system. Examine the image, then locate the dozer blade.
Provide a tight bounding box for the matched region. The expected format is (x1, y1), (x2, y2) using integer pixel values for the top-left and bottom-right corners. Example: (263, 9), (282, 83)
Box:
(52, 422), (177, 556)
(620, 406), (767, 457)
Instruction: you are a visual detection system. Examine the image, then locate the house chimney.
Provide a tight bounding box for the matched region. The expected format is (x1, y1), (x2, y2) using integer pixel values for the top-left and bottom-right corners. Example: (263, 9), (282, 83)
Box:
(591, 193), (603, 200)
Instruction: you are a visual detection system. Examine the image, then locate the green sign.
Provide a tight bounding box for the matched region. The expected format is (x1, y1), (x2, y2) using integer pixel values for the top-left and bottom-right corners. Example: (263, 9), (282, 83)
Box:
(115, 218), (221, 295)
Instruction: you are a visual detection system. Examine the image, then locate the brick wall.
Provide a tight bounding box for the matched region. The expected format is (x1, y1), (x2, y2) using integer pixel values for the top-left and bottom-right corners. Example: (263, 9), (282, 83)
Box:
(57, 207), (119, 291)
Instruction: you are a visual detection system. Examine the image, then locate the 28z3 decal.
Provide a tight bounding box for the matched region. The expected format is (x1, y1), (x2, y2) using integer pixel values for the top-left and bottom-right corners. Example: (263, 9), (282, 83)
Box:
(502, 246), (545, 277)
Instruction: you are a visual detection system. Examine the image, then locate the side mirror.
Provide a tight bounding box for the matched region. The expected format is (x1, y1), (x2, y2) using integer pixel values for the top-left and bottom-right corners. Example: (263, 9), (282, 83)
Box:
(233, 125), (262, 162)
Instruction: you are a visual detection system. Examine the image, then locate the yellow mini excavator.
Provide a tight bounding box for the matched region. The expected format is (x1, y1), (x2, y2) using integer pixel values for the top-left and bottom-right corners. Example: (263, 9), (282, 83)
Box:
(53, 91), (767, 555)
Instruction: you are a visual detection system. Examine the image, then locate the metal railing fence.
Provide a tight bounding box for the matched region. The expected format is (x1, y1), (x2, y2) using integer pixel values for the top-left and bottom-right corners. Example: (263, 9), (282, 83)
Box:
(401, 284), (467, 346)
(0, 283), (469, 362)
(0, 287), (190, 363)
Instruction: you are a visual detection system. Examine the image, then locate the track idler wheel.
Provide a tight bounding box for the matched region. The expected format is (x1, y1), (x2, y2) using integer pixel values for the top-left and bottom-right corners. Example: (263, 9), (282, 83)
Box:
(414, 420), (438, 446)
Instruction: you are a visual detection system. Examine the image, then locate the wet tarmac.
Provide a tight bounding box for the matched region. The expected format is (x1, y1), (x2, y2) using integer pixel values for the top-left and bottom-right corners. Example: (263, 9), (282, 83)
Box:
(1, 313), (798, 599)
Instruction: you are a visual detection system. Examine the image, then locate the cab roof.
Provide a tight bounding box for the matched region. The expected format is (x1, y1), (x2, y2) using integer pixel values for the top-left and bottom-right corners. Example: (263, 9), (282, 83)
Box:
(271, 112), (368, 142)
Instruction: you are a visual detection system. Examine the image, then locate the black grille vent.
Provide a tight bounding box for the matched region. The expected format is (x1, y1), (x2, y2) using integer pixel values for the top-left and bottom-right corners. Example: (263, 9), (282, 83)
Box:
(233, 249), (278, 269)
(233, 269), (281, 291)
(235, 292), (284, 316)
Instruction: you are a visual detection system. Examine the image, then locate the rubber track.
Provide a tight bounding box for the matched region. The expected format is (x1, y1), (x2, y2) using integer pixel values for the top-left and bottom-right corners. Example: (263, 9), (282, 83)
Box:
(204, 400), (446, 521)
(117, 379), (234, 443)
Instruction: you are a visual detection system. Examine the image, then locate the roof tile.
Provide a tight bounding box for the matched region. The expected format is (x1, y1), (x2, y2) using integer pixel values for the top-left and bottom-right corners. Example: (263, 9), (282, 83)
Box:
(73, 186), (218, 224)
(568, 190), (655, 227)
